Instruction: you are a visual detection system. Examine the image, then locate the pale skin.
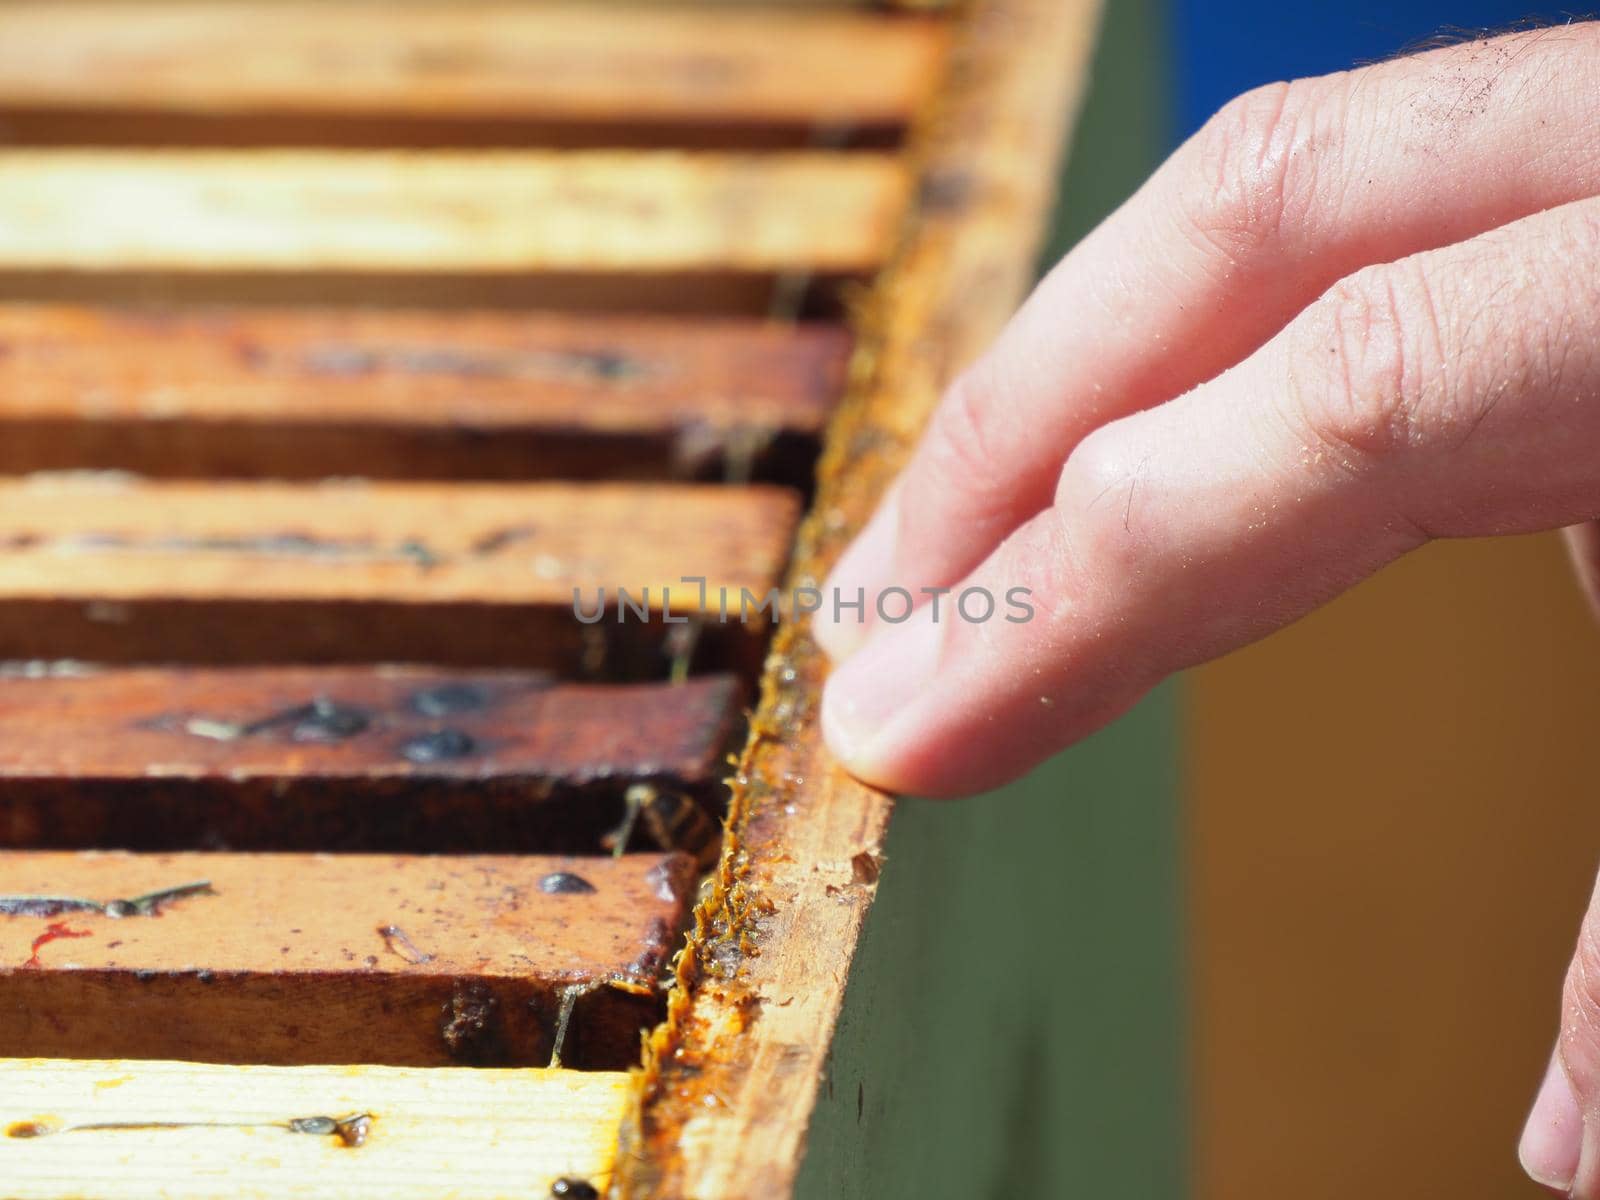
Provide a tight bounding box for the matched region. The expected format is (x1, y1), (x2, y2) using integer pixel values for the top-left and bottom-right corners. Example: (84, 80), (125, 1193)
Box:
(812, 22), (1600, 1196)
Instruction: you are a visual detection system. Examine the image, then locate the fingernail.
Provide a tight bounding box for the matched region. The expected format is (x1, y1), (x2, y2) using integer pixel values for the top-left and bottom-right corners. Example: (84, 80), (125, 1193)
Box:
(1521, 1053), (1584, 1191)
(813, 486), (902, 662)
(821, 604), (942, 774)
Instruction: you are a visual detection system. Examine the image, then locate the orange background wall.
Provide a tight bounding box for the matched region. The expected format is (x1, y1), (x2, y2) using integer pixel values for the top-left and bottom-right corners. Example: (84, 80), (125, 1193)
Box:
(1189, 531), (1600, 1197)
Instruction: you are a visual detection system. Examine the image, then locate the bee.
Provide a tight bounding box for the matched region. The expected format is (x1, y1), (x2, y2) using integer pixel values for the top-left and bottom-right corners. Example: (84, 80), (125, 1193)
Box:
(602, 783), (720, 868)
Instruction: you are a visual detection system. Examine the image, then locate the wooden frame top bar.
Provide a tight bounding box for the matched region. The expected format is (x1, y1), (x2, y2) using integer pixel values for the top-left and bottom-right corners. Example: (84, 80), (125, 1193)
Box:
(0, 850), (692, 982)
(0, 666), (738, 791)
(0, 666), (740, 854)
(0, 305), (847, 480)
(0, 151), (907, 275)
(1, 1059), (630, 1200)
(0, 305), (846, 433)
(0, 478), (799, 669)
(0, 850), (693, 1068)
(0, 3), (948, 143)
(0, 477), (799, 606)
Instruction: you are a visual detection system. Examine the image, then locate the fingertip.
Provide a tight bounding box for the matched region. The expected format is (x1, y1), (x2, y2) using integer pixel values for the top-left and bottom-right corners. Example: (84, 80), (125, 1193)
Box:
(812, 601), (867, 662)
(820, 678), (876, 778)
(819, 681), (938, 797)
(812, 486), (903, 661)
(819, 606), (943, 790)
(1521, 1052), (1584, 1194)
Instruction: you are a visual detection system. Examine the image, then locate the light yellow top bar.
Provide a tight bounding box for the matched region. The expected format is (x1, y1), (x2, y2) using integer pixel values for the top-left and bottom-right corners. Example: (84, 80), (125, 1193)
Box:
(1, 1058), (630, 1200)
(0, 151), (907, 275)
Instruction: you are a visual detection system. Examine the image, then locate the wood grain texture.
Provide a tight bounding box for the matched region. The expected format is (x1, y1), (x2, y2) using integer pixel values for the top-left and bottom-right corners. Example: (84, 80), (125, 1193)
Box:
(0, 305), (847, 481)
(0, 476), (799, 671)
(0, 1058), (628, 1200)
(615, 0), (1103, 1193)
(0, 2), (947, 148)
(0, 150), (906, 279)
(0, 666), (737, 854)
(0, 850), (693, 1068)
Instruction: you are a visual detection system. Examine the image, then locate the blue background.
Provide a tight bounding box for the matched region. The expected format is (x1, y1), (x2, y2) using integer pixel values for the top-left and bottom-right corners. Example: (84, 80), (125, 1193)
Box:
(1173, 1), (1575, 140)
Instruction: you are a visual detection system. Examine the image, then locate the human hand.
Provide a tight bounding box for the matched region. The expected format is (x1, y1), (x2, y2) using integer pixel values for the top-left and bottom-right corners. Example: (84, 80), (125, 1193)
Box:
(813, 28), (1600, 1191)
(817, 24), (1600, 799)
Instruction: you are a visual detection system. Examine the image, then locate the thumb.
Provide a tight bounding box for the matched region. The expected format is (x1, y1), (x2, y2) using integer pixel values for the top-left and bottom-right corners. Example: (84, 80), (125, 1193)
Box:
(1521, 867), (1600, 1194)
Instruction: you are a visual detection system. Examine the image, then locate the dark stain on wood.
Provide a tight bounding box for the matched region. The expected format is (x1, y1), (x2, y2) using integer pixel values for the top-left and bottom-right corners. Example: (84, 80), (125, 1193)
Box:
(538, 872), (597, 896)
(551, 1178), (601, 1199)
(399, 728), (477, 765)
(440, 981), (504, 1065)
(8, 1113), (373, 1146)
(407, 682), (490, 718)
(0, 879), (215, 920)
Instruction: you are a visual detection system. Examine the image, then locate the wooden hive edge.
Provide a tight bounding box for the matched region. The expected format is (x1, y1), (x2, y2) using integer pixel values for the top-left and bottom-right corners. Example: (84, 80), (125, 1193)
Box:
(613, 0), (1105, 1196)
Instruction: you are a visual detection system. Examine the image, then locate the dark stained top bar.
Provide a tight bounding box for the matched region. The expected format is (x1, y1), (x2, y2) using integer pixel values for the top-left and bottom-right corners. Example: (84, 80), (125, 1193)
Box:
(0, 666), (740, 854)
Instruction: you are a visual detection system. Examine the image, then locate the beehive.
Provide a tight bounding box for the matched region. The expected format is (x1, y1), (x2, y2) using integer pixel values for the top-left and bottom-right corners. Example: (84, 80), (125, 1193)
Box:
(0, 1), (1099, 1195)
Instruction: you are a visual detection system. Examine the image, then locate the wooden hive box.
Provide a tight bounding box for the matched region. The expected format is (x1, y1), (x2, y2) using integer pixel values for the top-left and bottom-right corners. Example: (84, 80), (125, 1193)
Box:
(0, 1), (1100, 1195)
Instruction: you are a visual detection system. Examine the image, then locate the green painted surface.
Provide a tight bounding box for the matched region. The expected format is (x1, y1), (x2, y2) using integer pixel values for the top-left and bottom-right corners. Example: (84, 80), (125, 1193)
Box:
(795, 4), (1181, 1197)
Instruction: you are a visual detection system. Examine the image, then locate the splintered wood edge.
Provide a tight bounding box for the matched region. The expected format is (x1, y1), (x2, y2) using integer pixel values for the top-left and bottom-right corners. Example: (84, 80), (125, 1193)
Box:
(614, 0), (1105, 1196)
(0, 1058), (629, 1200)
